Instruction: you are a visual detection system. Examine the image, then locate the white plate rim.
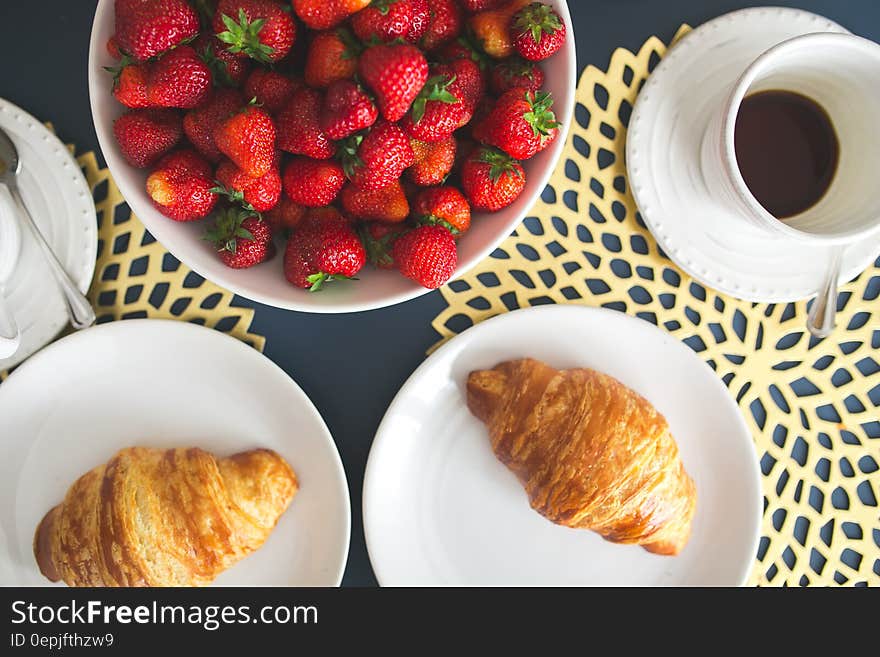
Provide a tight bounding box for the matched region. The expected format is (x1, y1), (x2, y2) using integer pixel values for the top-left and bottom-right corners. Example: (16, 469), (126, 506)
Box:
(0, 318), (351, 586)
(363, 304), (763, 586)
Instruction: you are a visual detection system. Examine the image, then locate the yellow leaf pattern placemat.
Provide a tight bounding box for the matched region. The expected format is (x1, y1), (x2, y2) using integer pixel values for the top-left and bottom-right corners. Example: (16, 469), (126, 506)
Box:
(433, 27), (880, 586)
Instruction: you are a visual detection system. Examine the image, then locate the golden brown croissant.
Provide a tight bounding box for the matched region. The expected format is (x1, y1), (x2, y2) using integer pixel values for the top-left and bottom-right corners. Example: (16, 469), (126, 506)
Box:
(467, 359), (696, 555)
(34, 447), (298, 586)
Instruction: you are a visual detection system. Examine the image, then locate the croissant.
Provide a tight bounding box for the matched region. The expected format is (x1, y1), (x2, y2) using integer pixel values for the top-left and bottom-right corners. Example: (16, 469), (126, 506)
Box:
(34, 446), (298, 587)
(467, 359), (696, 555)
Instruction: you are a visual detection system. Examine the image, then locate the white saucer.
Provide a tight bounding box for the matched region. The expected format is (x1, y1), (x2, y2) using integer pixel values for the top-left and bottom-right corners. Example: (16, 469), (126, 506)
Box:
(363, 306), (762, 586)
(626, 7), (880, 303)
(0, 320), (351, 586)
(0, 97), (97, 371)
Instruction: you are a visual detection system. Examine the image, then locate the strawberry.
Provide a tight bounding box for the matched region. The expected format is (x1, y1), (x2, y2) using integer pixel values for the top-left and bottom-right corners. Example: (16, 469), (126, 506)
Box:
(265, 197), (308, 233)
(113, 109), (183, 168)
(109, 60), (151, 108)
(106, 36), (122, 60)
(400, 67), (468, 143)
(214, 0), (297, 63)
(449, 57), (485, 111)
(276, 87), (335, 159)
(114, 0), (199, 61)
(358, 43), (428, 122)
(214, 104), (277, 177)
(205, 208), (274, 268)
(305, 206), (349, 223)
(511, 2), (566, 61)
(146, 149), (218, 221)
(490, 56), (544, 94)
(420, 0), (463, 51)
(437, 34), (492, 70)
(461, 145), (525, 211)
(412, 186), (471, 235)
(146, 46), (213, 109)
(340, 180), (409, 222)
(196, 34), (252, 87)
(474, 87), (558, 159)
(352, 0), (413, 43)
(283, 218), (366, 290)
(461, 0), (503, 11)
(393, 224), (457, 288)
(304, 28), (361, 89)
(406, 136), (456, 186)
(469, 0), (530, 59)
(291, 0), (371, 30)
(339, 120), (414, 190)
(183, 89), (245, 163)
(215, 158), (282, 212)
(320, 81), (379, 141)
(282, 157), (346, 207)
(406, 0), (430, 43)
(358, 221), (405, 268)
(244, 69), (300, 113)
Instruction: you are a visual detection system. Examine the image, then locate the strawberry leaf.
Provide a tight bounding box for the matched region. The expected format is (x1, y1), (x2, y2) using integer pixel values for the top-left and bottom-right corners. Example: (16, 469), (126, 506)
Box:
(411, 74), (459, 124)
(217, 9), (276, 64)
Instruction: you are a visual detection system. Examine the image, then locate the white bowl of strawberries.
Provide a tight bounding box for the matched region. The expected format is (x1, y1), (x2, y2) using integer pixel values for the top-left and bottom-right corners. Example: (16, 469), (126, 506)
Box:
(89, 0), (576, 313)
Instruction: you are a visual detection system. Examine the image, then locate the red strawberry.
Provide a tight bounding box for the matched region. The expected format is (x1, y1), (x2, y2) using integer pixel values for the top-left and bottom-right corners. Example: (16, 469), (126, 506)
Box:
(511, 2), (566, 61)
(461, 0), (503, 11)
(146, 46), (212, 109)
(461, 145), (525, 210)
(214, 105), (276, 177)
(276, 87), (335, 159)
(412, 186), (471, 235)
(320, 81), (379, 141)
(214, 0), (297, 63)
(114, 0), (199, 61)
(339, 121), (414, 190)
(109, 61), (151, 109)
(358, 221), (405, 269)
(469, 0), (530, 59)
(406, 136), (456, 186)
(304, 28), (361, 89)
(106, 36), (122, 60)
(291, 0), (371, 30)
(146, 149), (218, 221)
(283, 218), (366, 290)
(406, 0), (430, 43)
(340, 180), (409, 222)
(437, 34), (492, 70)
(400, 66), (469, 143)
(215, 158), (282, 212)
(306, 206), (349, 224)
(490, 56), (544, 94)
(183, 89), (245, 163)
(113, 108), (183, 168)
(206, 208), (274, 268)
(282, 157), (346, 207)
(244, 69), (300, 113)
(358, 43), (428, 122)
(474, 88), (558, 159)
(393, 224), (457, 288)
(420, 0), (463, 51)
(265, 197), (307, 232)
(196, 34), (252, 87)
(450, 57), (486, 111)
(352, 0), (413, 43)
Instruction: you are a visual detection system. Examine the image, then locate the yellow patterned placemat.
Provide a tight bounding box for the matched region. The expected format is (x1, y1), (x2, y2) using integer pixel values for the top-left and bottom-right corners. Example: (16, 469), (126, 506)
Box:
(1, 133), (264, 382)
(433, 27), (880, 586)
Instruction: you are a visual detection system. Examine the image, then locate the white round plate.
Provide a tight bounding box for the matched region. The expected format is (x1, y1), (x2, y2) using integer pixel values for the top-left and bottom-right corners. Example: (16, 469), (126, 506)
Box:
(364, 306), (762, 586)
(626, 7), (880, 303)
(88, 0), (577, 313)
(0, 97), (97, 370)
(0, 320), (350, 586)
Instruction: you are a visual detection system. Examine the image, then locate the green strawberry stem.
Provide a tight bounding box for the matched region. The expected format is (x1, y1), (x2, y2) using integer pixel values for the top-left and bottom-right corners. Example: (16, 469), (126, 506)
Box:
(416, 215), (460, 235)
(203, 206), (258, 254)
(522, 91), (559, 138)
(514, 2), (563, 44)
(216, 9), (276, 64)
(337, 135), (366, 180)
(357, 224), (396, 267)
(477, 147), (524, 183)
(307, 272), (357, 292)
(411, 74), (460, 125)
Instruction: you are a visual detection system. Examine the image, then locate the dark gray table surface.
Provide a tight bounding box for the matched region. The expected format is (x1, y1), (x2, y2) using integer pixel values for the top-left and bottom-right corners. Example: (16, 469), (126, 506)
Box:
(1, 0), (878, 586)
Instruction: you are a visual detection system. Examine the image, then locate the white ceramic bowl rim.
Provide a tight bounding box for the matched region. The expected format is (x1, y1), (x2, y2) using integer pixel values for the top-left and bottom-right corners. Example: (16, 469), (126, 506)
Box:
(720, 32), (880, 244)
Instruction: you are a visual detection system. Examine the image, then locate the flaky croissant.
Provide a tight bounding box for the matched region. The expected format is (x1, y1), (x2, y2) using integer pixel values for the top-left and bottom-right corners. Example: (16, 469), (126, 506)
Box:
(34, 447), (298, 586)
(467, 359), (696, 555)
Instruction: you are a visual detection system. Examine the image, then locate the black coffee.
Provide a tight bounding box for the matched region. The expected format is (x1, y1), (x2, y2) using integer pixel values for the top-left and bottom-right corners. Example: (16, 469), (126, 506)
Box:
(734, 90), (839, 220)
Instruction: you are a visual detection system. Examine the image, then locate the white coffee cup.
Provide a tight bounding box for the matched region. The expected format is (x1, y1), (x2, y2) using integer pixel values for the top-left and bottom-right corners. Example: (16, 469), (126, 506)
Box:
(700, 32), (880, 245)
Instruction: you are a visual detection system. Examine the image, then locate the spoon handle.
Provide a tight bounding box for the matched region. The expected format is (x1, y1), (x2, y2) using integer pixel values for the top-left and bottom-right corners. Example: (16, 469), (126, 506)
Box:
(806, 246), (844, 340)
(7, 184), (95, 330)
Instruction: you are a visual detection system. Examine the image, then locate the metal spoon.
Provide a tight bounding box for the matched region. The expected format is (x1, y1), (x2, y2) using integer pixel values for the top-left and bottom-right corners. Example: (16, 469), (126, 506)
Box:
(806, 245), (843, 340)
(0, 127), (95, 330)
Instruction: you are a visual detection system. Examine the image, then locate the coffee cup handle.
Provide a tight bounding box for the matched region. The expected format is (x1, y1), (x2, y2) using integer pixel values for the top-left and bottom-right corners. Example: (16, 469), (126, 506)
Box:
(806, 246), (844, 339)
